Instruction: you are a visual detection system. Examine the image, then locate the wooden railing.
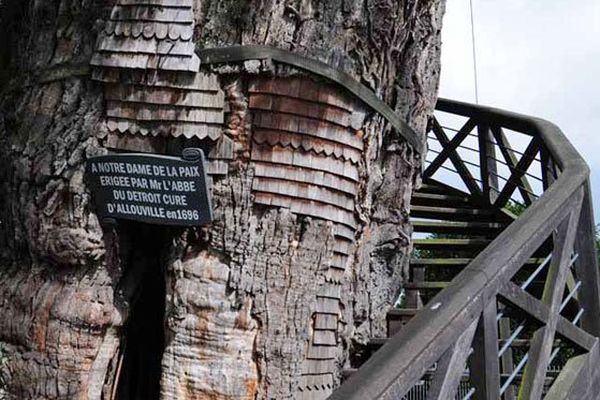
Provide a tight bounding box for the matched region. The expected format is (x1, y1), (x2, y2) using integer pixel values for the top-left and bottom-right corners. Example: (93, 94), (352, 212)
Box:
(330, 99), (600, 399)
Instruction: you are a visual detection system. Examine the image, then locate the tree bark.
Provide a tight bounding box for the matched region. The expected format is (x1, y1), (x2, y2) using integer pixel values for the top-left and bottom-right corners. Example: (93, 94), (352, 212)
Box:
(0, 0), (445, 399)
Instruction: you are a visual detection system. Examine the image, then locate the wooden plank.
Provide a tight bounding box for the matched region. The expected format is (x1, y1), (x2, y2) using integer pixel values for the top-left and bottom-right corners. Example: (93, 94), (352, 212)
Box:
(105, 83), (224, 108)
(410, 205), (494, 221)
(90, 52), (200, 72)
(250, 144), (359, 181)
(325, 268), (345, 284)
(313, 330), (337, 346)
(412, 238), (491, 250)
(306, 345), (337, 360)
(248, 77), (355, 112)
(253, 162), (357, 196)
(249, 93), (352, 127)
(329, 254), (347, 271)
(333, 224), (355, 242)
(106, 101), (224, 123)
(252, 111), (364, 150)
(97, 34), (195, 56)
(573, 183), (600, 336)
(110, 5), (195, 23)
(410, 192), (472, 207)
(252, 177), (355, 211)
(315, 297), (340, 315)
(317, 285), (342, 300)
(92, 68), (220, 91)
(491, 126), (535, 205)
(315, 314), (338, 330)
(403, 281), (448, 290)
(252, 129), (361, 163)
(471, 301), (501, 400)
(253, 193), (357, 229)
(426, 317), (478, 400)
(412, 220), (504, 235)
(302, 358), (335, 374)
(543, 352), (589, 400)
(105, 117), (222, 140)
(298, 373), (334, 391)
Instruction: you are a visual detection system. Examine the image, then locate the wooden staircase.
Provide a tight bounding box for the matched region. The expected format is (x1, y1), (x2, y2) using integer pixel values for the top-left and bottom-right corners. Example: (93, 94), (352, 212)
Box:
(392, 179), (510, 336)
(346, 179), (513, 379)
(332, 99), (600, 400)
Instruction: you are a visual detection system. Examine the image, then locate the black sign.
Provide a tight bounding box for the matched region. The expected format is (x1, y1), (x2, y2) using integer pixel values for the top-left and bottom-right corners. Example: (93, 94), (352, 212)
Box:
(85, 149), (212, 226)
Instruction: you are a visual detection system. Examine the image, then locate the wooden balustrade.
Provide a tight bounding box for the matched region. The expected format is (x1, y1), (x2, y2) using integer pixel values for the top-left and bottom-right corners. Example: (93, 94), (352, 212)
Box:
(330, 99), (600, 400)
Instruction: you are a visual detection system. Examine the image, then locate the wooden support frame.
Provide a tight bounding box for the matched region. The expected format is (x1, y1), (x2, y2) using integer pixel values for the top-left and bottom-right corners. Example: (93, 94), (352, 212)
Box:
(426, 318), (479, 400)
(490, 126), (535, 206)
(494, 137), (540, 208)
(426, 118), (482, 196)
(517, 196), (582, 400)
(471, 301), (500, 400)
(330, 98), (599, 400)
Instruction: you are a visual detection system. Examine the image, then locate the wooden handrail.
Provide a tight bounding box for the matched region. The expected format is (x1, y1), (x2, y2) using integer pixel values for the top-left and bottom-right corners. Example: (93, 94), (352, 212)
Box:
(330, 99), (600, 399)
(196, 45), (423, 154)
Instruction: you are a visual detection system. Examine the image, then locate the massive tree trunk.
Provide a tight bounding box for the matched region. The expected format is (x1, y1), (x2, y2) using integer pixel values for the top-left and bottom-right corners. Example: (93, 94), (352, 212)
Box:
(0, 1), (445, 399)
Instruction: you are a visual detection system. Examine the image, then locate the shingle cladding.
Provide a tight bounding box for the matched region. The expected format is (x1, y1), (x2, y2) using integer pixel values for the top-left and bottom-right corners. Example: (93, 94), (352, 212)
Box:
(91, 0), (224, 141)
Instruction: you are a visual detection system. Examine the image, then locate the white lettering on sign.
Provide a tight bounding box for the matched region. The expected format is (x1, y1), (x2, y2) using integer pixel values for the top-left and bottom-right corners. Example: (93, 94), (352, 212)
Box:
(87, 153), (212, 226)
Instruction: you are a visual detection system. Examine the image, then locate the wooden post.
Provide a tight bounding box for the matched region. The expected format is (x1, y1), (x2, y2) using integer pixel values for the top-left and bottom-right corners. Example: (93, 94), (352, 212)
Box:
(478, 123), (499, 204)
(471, 300), (501, 400)
(574, 182), (600, 336)
(426, 318), (479, 400)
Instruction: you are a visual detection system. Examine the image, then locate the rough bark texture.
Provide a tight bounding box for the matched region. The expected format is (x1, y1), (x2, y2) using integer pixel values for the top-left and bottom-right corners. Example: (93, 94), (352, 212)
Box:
(0, 0), (445, 399)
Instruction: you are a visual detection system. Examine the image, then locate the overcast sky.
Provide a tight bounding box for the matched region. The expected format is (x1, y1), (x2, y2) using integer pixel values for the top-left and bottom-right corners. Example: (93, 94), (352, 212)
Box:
(439, 0), (600, 218)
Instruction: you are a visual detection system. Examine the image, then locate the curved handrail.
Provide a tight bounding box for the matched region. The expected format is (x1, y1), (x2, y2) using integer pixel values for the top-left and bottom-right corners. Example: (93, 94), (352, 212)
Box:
(196, 45), (423, 154)
(330, 98), (600, 399)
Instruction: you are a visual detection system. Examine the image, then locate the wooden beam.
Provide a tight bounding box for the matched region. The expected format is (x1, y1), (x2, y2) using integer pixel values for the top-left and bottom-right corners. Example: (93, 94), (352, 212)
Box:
(470, 301), (501, 400)
(494, 138), (540, 208)
(426, 317), (479, 400)
(426, 118), (482, 196)
(499, 281), (595, 353)
(490, 126), (535, 205)
(478, 123), (499, 204)
(574, 182), (600, 336)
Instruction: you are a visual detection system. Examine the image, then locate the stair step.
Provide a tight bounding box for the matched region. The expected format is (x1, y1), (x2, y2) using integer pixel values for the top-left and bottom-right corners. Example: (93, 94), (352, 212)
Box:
(404, 281), (450, 290)
(410, 257), (547, 268)
(386, 308), (420, 337)
(368, 338), (388, 350)
(412, 220), (505, 234)
(413, 238), (491, 250)
(342, 368), (358, 380)
(417, 182), (467, 196)
(411, 192), (472, 207)
(387, 308), (421, 318)
(410, 205), (495, 221)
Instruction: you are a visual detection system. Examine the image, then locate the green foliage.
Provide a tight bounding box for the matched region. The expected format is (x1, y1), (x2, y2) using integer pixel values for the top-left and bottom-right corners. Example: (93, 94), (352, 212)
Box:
(503, 200), (526, 217)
